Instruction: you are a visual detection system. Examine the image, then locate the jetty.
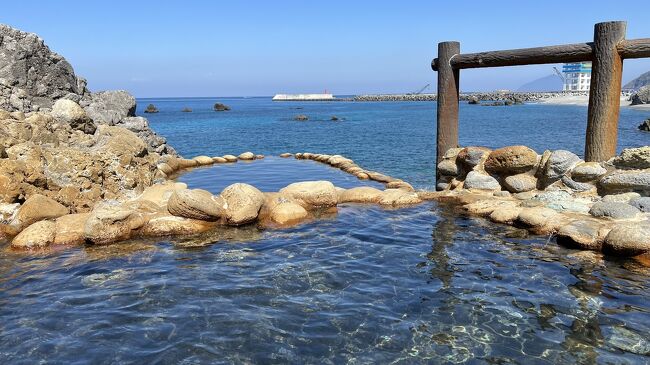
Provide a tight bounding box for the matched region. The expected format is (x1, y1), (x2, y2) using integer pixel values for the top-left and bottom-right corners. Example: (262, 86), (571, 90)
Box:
(272, 93), (335, 101)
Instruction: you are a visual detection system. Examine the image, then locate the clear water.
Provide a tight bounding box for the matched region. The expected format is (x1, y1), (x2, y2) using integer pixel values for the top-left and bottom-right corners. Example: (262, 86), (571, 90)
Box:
(1, 99), (650, 364)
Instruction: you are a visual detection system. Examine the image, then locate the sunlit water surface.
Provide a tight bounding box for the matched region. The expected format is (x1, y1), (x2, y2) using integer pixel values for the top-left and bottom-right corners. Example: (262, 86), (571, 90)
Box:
(1, 99), (650, 364)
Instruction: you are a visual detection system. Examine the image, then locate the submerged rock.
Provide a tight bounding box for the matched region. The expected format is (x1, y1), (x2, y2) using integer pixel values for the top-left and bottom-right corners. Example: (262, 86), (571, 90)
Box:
(294, 114), (308, 121)
(268, 200), (309, 225)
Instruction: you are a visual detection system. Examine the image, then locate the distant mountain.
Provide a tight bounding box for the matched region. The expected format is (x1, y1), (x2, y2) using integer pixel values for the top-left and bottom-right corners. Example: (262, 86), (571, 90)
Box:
(517, 74), (562, 92)
(624, 71), (650, 91)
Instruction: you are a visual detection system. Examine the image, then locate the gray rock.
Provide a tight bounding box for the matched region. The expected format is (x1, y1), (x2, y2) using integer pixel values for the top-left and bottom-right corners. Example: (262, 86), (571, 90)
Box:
(630, 85), (650, 105)
(50, 99), (96, 134)
(602, 192), (641, 203)
(571, 162), (607, 182)
(457, 147), (491, 169)
(561, 176), (595, 192)
(0, 24), (88, 111)
(464, 171), (501, 190)
(603, 223), (650, 256)
(556, 220), (606, 251)
(83, 90), (136, 125)
(629, 197), (650, 212)
(589, 201), (640, 219)
(611, 147), (650, 169)
(503, 173), (537, 193)
(534, 190), (592, 213)
(599, 169), (650, 195)
(543, 150), (582, 180)
(437, 159), (458, 176)
(436, 182), (449, 191)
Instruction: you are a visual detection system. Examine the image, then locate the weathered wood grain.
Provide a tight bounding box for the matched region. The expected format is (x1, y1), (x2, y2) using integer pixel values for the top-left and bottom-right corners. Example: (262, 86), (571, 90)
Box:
(618, 38), (650, 59)
(585, 21), (626, 162)
(436, 41), (460, 180)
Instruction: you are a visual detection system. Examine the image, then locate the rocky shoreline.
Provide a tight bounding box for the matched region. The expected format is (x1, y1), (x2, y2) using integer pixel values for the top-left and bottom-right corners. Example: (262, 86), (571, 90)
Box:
(2, 23), (650, 261)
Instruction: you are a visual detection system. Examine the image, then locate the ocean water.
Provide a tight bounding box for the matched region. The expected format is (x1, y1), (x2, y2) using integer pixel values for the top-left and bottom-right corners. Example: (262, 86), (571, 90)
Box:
(144, 97), (649, 189)
(1, 98), (650, 364)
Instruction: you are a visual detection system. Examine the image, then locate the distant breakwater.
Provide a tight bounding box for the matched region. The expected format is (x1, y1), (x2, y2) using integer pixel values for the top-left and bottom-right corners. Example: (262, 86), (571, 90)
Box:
(352, 91), (589, 102)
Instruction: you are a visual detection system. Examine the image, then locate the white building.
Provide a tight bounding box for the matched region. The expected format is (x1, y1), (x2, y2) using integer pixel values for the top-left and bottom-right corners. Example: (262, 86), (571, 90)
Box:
(562, 62), (592, 91)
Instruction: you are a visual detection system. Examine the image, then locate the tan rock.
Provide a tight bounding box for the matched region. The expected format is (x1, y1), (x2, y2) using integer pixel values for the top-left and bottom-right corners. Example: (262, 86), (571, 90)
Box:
(338, 186), (384, 203)
(11, 220), (56, 249)
(138, 213), (217, 237)
(137, 182), (187, 206)
(269, 201), (309, 225)
(385, 180), (415, 191)
(167, 189), (224, 221)
(157, 162), (174, 175)
(279, 181), (338, 209)
(212, 156), (227, 163)
(193, 155), (214, 165)
(178, 158), (199, 168)
(366, 171), (395, 183)
(12, 194), (69, 230)
(54, 213), (90, 245)
(280, 153), (293, 158)
(220, 183), (265, 225)
(223, 155), (238, 162)
(556, 219), (610, 251)
(378, 189), (422, 206)
(603, 223), (650, 257)
(464, 199), (518, 216)
(489, 206), (523, 224)
(255, 154), (265, 160)
(84, 205), (145, 244)
(355, 172), (369, 180)
(238, 152), (255, 160)
(484, 145), (538, 175)
(516, 207), (560, 230)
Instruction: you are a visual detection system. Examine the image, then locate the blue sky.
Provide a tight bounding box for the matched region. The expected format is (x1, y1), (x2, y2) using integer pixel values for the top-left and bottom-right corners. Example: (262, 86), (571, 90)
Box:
(2, 0), (649, 97)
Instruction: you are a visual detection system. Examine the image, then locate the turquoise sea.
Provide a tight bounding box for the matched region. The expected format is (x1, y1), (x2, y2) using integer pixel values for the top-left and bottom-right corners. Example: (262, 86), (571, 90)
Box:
(1, 98), (650, 364)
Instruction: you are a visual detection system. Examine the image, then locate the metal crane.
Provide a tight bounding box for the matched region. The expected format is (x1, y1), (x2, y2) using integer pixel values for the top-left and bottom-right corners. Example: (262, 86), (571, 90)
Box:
(409, 83), (430, 95)
(553, 67), (565, 82)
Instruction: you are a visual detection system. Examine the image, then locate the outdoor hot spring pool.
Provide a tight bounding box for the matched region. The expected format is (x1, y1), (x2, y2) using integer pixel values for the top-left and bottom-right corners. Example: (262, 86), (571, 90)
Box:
(1, 157), (650, 364)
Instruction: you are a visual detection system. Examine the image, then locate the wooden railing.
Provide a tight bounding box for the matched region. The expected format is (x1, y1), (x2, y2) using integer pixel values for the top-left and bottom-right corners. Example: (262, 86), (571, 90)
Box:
(431, 21), (650, 179)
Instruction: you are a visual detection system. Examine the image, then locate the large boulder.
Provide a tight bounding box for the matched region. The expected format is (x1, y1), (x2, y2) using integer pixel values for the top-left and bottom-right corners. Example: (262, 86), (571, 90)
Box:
(338, 186), (384, 203)
(11, 220), (56, 249)
(279, 181), (338, 209)
(51, 99), (96, 134)
(0, 24), (87, 112)
(630, 85), (650, 105)
(82, 90), (136, 125)
(54, 213), (89, 245)
(611, 147), (650, 170)
(571, 162), (607, 182)
(542, 150), (582, 180)
(220, 183), (265, 225)
(503, 173), (537, 193)
(484, 146), (538, 175)
(589, 201), (640, 219)
(84, 204), (145, 244)
(464, 171), (501, 190)
(268, 200), (309, 225)
(11, 194), (68, 230)
(599, 169), (650, 195)
(603, 223), (650, 256)
(556, 219), (609, 251)
(167, 189), (224, 221)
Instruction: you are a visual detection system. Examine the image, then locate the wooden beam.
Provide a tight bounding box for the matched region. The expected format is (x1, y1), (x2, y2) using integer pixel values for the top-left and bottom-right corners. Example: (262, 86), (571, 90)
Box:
(431, 38), (650, 71)
(585, 21), (626, 162)
(436, 41), (460, 181)
(618, 38), (650, 59)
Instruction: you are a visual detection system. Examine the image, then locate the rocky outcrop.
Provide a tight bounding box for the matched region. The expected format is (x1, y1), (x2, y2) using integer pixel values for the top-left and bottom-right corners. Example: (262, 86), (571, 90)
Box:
(639, 119), (650, 132)
(213, 103), (230, 111)
(0, 24), (175, 156)
(0, 24), (88, 112)
(630, 85), (650, 105)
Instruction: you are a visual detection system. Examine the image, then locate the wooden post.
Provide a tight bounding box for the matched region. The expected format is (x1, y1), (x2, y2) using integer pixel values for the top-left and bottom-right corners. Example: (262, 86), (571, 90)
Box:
(585, 21), (626, 162)
(436, 41), (460, 179)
